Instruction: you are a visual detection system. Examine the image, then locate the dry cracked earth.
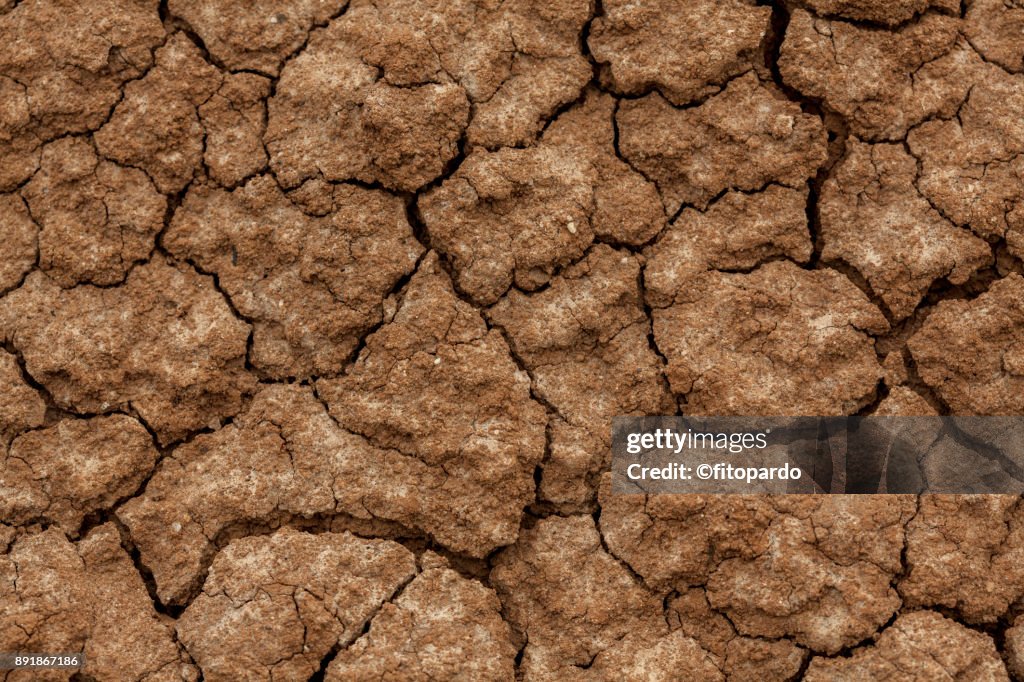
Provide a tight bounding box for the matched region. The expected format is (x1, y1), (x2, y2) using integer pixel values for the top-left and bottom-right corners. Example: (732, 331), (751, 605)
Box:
(2, 0), (1024, 680)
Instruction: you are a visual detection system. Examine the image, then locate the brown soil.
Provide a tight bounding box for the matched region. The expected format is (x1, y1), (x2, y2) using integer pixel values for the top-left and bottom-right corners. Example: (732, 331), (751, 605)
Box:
(2, 0), (1024, 680)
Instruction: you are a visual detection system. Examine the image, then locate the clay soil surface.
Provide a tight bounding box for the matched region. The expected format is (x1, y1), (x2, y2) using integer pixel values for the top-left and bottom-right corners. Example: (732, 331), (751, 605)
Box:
(3, 0), (1024, 680)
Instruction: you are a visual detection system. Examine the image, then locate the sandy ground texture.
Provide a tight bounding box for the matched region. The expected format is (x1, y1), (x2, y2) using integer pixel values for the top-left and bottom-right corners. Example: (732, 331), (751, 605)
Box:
(2, 0), (1024, 680)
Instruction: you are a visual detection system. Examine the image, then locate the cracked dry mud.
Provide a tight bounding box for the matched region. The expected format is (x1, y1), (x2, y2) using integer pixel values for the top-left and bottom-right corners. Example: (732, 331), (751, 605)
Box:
(2, 0), (1024, 680)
